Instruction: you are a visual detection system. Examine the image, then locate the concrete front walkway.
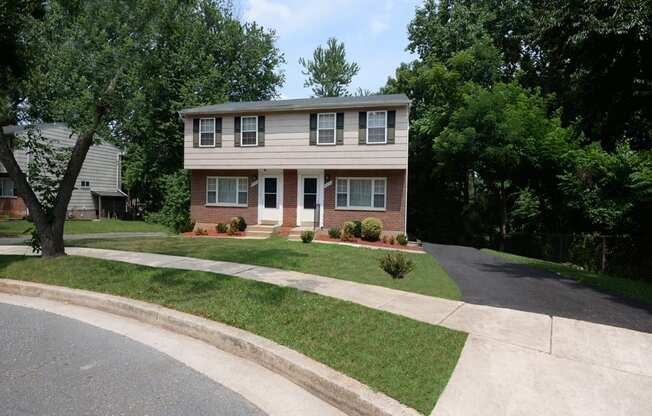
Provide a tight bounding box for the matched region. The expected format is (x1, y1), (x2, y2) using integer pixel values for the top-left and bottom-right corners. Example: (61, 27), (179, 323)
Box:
(0, 245), (650, 415)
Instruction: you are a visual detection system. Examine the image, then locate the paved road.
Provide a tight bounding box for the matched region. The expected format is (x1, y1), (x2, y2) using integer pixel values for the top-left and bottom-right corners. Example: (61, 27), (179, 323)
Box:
(425, 243), (652, 333)
(0, 231), (167, 245)
(0, 303), (266, 416)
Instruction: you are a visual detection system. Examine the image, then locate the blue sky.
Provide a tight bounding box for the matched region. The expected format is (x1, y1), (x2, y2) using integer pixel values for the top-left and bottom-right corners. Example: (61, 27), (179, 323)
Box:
(235, 0), (423, 98)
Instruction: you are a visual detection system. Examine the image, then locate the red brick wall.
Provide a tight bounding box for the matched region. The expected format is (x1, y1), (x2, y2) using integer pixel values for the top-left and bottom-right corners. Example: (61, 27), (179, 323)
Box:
(190, 170), (258, 226)
(283, 170), (297, 226)
(0, 197), (27, 218)
(323, 169), (406, 232)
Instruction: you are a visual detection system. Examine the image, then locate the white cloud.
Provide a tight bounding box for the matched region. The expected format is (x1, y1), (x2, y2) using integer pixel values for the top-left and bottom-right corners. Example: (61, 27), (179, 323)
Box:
(243, 0), (354, 36)
(370, 17), (389, 34)
(244, 0), (293, 24)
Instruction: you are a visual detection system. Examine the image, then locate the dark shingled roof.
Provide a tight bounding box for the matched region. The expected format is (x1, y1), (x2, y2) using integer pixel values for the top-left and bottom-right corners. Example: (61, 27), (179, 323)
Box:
(179, 94), (410, 116)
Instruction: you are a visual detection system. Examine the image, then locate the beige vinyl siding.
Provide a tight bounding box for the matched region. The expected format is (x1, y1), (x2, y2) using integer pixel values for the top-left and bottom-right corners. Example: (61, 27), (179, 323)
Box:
(1, 124), (122, 211)
(183, 107), (409, 170)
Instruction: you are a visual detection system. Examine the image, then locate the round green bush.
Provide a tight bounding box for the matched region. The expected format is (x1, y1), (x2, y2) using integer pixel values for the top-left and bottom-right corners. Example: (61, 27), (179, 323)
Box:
(328, 227), (341, 239)
(352, 220), (362, 238)
(341, 221), (357, 241)
(361, 217), (383, 241)
(301, 230), (314, 243)
(236, 216), (247, 231)
(396, 233), (408, 246)
(228, 217), (241, 235)
(216, 223), (228, 233)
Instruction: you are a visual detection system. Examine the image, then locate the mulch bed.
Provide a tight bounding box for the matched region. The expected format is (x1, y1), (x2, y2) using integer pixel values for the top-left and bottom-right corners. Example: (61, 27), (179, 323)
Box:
(182, 230), (247, 238)
(316, 235), (424, 252)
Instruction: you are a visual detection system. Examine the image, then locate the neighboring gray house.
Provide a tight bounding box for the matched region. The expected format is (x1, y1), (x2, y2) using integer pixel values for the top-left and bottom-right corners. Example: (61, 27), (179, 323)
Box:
(0, 123), (126, 219)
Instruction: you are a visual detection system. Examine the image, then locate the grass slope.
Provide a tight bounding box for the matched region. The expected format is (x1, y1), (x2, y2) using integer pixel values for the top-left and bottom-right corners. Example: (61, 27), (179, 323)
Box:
(482, 249), (652, 305)
(0, 255), (466, 414)
(70, 236), (461, 300)
(0, 219), (168, 237)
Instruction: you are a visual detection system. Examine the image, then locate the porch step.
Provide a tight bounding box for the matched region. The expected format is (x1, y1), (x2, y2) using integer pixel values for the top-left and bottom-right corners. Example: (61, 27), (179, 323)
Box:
(248, 224), (279, 232)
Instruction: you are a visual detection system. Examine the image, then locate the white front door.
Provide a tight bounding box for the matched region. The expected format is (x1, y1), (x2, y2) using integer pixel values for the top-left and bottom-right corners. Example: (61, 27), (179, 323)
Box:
(260, 175), (282, 224)
(300, 176), (318, 226)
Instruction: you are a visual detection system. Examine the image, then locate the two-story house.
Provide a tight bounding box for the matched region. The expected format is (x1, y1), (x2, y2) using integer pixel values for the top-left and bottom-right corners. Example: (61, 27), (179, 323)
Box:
(0, 123), (127, 219)
(180, 94), (409, 233)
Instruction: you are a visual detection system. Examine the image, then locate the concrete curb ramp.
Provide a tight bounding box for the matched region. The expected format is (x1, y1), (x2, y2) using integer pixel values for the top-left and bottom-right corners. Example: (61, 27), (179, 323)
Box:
(0, 279), (421, 416)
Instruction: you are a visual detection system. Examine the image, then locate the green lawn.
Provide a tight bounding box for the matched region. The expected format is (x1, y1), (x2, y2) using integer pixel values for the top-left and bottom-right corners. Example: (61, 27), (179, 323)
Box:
(0, 219), (168, 237)
(70, 236), (461, 300)
(482, 249), (652, 305)
(0, 255), (466, 414)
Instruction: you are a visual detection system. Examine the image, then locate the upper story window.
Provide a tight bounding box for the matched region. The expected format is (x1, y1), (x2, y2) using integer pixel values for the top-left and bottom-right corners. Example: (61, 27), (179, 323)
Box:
(317, 113), (336, 145)
(367, 111), (387, 144)
(0, 177), (15, 197)
(336, 177), (386, 210)
(80, 180), (90, 190)
(206, 176), (248, 206)
(199, 118), (215, 147)
(241, 116), (258, 146)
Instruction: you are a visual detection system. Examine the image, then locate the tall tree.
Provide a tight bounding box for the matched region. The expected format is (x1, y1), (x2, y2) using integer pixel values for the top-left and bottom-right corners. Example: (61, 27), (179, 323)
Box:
(299, 37), (359, 97)
(0, 0), (284, 257)
(534, 0), (652, 150)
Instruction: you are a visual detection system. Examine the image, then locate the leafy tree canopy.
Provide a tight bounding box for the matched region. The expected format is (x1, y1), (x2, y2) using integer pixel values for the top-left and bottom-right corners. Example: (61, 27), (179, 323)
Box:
(299, 37), (360, 97)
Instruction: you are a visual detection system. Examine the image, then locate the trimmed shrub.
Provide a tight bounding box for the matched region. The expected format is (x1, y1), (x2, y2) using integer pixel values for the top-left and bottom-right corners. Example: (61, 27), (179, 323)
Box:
(382, 235), (388, 244)
(352, 220), (362, 238)
(236, 216), (247, 231)
(216, 223), (228, 233)
(301, 230), (314, 243)
(396, 233), (408, 246)
(341, 221), (357, 241)
(361, 217), (383, 241)
(388, 235), (395, 245)
(328, 227), (341, 239)
(194, 227), (208, 236)
(379, 253), (415, 279)
(228, 217), (241, 235)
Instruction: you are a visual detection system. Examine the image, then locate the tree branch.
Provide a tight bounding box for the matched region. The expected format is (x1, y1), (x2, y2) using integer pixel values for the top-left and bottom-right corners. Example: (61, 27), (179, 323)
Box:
(0, 129), (47, 225)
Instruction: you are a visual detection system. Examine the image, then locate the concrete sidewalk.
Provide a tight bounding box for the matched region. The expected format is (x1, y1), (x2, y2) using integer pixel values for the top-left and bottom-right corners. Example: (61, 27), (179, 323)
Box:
(1, 245), (650, 415)
(0, 232), (167, 245)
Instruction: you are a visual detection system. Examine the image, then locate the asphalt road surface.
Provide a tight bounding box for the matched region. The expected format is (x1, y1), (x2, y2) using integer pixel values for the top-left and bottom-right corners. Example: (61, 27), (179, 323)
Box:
(425, 243), (652, 333)
(0, 302), (266, 416)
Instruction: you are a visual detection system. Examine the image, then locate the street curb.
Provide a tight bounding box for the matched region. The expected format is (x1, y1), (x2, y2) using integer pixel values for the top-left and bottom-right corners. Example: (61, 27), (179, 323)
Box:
(0, 279), (421, 416)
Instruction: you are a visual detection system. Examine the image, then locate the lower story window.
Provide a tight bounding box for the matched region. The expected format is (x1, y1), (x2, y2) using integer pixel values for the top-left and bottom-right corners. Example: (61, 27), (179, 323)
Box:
(206, 176), (248, 206)
(0, 178), (15, 197)
(336, 177), (386, 210)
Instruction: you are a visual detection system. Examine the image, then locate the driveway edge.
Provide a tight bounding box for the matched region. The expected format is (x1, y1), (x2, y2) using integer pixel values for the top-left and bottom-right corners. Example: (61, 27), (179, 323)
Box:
(0, 278), (421, 416)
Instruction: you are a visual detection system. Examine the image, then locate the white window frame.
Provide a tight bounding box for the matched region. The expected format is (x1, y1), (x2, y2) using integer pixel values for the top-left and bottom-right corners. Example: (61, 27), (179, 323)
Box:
(335, 177), (386, 211)
(199, 117), (216, 147)
(206, 176), (248, 207)
(0, 177), (15, 198)
(317, 112), (336, 145)
(79, 180), (91, 190)
(240, 116), (258, 147)
(366, 110), (387, 145)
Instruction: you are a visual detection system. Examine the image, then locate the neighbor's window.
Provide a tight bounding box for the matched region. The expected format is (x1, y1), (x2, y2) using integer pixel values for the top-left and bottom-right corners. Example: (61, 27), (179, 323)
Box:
(367, 111), (387, 144)
(0, 177), (15, 197)
(80, 180), (90, 190)
(335, 177), (386, 209)
(241, 116), (258, 146)
(206, 176), (248, 206)
(199, 118), (215, 147)
(317, 113), (336, 145)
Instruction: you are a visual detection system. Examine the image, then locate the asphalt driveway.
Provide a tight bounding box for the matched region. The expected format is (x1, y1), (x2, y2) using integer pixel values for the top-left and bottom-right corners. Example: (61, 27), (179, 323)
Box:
(425, 243), (652, 333)
(0, 303), (266, 416)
